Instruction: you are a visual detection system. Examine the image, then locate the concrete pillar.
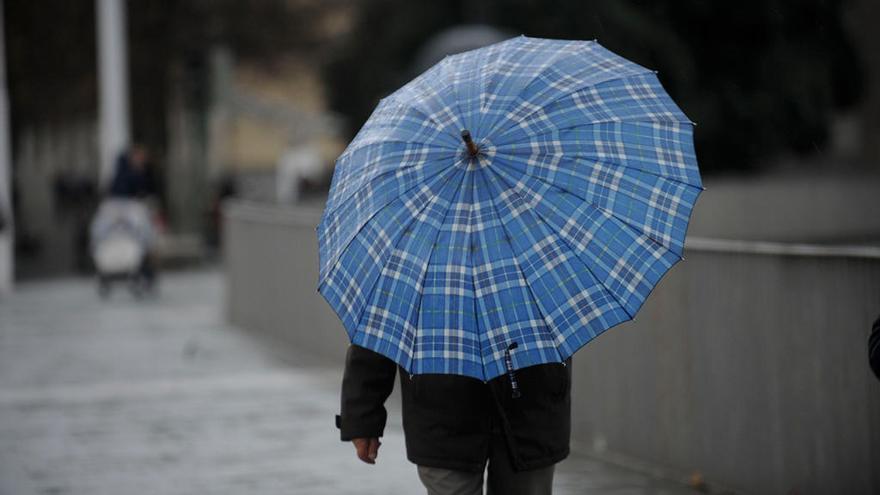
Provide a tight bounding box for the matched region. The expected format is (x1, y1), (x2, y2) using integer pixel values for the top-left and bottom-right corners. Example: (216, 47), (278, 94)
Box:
(0, 0), (14, 293)
(166, 57), (209, 234)
(96, 0), (131, 186)
(206, 46), (234, 181)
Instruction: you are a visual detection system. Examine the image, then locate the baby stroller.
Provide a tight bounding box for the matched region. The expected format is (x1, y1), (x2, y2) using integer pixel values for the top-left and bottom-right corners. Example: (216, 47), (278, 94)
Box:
(90, 198), (157, 298)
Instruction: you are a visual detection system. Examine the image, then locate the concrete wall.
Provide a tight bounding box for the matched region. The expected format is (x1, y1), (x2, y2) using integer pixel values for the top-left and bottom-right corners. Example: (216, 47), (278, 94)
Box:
(689, 174), (880, 243)
(570, 242), (880, 495)
(224, 201), (348, 363)
(224, 197), (880, 495)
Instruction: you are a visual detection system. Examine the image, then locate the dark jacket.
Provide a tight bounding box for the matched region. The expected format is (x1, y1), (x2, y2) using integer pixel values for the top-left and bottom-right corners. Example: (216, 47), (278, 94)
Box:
(109, 154), (156, 198)
(337, 344), (571, 473)
(870, 315), (880, 380)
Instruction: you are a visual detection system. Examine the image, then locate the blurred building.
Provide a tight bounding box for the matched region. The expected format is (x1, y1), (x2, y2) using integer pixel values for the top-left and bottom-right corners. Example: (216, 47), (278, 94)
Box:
(5, 0), (354, 278)
(204, 48), (344, 203)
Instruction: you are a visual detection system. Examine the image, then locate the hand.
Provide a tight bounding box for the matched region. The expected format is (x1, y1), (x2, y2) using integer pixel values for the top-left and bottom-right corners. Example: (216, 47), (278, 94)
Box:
(351, 437), (381, 464)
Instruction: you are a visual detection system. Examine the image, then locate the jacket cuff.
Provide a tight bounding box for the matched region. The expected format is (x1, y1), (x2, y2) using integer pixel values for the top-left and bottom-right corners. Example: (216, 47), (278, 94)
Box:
(336, 414), (385, 441)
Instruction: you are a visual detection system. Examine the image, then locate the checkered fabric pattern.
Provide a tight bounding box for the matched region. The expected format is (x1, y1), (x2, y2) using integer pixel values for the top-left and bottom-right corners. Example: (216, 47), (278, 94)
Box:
(317, 36), (702, 381)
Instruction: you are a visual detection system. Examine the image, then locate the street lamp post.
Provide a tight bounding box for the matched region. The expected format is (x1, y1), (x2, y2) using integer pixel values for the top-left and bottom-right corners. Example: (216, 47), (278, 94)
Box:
(96, 0), (131, 187)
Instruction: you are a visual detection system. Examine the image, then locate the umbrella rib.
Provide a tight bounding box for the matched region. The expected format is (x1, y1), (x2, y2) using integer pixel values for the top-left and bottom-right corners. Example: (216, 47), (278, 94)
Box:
(398, 100), (464, 143)
(473, 37), (523, 136)
(491, 153), (695, 254)
(488, 69), (674, 141)
(319, 164), (460, 287)
(494, 118), (695, 144)
(354, 93), (461, 150)
(492, 122), (700, 189)
(341, 147), (457, 175)
(476, 165), (589, 358)
(341, 138), (458, 160)
(473, 36), (531, 134)
(348, 164), (468, 369)
(495, 147), (699, 193)
(477, 37), (580, 135)
(487, 164), (697, 324)
(387, 62), (467, 144)
(404, 165), (474, 374)
(482, 164), (636, 320)
(478, 37), (651, 137)
(493, 147), (701, 202)
(492, 157), (683, 261)
(323, 152), (455, 220)
(464, 38), (501, 138)
(463, 169), (490, 381)
(440, 56), (471, 137)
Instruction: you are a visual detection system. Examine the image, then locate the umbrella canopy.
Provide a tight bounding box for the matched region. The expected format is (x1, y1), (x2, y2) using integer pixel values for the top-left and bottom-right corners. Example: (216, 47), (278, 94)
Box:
(317, 36), (702, 381)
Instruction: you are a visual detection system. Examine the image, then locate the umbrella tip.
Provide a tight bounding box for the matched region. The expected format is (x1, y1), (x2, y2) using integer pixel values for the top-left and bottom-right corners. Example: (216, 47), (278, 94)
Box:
(461, 130), (479, 156)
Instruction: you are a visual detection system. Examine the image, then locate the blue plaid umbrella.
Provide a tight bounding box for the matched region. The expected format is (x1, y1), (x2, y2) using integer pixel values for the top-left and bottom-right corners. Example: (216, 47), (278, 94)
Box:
(317, 36), (702, 382)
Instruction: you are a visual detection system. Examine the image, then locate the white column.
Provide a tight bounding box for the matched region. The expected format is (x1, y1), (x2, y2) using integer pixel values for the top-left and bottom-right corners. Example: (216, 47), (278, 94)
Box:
(0, 0), (14, 293)
(96, 0), (131, 187)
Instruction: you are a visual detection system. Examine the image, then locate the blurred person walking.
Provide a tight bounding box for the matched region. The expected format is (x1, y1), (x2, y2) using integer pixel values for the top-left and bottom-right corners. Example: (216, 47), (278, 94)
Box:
(108, 144), (157, 199)
(321, 37), (702, 494)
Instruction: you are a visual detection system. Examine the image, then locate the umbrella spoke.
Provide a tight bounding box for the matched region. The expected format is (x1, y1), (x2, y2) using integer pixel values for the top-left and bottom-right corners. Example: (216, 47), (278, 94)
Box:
(319, 163), (462, 295)
(492, 73), (691, 145)
(430, 53), (479, 136)
(477, 37), (581, 135)
(410, 167), (482, 376)
(348, 96), (461, 151)
(472, 168), (563, 376)
(386, 59), (467, 140)
(325, 145), (456, 217)
(319, 155), (460, 280)
(479, 38), (651, 136)
(487, 162), (686, 318)
(490, 151), (699, 256)
(351, 165), (470, 372)
(472, 37), (521, 137)
(478, 164), (631, 360)
(464, 168), (490, 379)
(443, 46), (492, 137)
(496, 42), (650, 129)
(494, 121), (701, 188)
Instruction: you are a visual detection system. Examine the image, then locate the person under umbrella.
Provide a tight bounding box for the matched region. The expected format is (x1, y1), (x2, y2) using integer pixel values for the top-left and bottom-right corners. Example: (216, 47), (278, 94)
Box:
(323, 36), (702, 494)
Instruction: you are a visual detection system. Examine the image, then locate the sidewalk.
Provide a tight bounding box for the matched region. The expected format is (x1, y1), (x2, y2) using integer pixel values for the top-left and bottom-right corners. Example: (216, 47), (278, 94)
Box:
(0, 270), (699, 495)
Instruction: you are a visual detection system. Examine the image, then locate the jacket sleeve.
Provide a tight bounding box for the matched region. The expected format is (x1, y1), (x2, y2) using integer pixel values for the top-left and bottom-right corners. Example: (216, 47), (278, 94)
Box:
(337, 344), (397, 441)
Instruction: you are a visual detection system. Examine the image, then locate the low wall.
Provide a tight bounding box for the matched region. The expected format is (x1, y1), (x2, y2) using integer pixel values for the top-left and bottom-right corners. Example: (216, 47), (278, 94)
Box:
(223, 201), (348, 363)
(224, 199), (880, 495)
(570, 239), (880, 495)
(689, 173), (880, 243)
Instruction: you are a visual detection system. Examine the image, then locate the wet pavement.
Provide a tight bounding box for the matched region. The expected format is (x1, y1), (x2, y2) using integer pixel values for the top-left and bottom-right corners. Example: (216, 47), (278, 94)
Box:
(0, 269), (699, 495)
